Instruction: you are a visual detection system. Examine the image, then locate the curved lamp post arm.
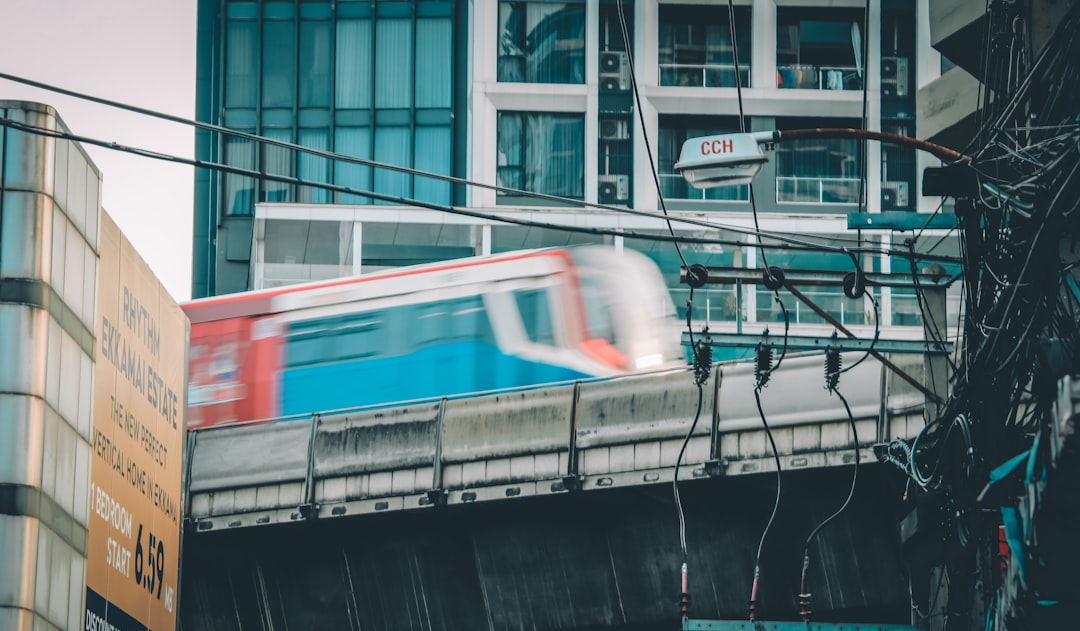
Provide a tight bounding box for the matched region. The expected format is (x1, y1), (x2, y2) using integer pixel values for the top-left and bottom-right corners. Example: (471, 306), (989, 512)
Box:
(772, 128), (970, 163)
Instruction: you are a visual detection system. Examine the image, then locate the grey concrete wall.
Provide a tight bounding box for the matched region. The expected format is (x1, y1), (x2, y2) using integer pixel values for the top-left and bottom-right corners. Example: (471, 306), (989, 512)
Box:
(1, 101), (100, 631)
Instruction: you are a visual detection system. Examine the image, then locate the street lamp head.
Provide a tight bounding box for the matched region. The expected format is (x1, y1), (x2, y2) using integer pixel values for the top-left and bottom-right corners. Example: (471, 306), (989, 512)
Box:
(674, 131), (775, 188)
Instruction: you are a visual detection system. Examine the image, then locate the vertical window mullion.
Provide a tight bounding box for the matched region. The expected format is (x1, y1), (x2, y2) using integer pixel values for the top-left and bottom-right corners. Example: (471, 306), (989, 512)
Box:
(293, 4), (301, 191)
(411, 2), (417, 200)
(256, 5), (265, 203)
(369, 12), (377, 170)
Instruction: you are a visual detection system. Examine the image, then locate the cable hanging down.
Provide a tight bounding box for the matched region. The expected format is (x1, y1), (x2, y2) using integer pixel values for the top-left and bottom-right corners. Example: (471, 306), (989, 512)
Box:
(614, 1), (710, 621)
(799, 378), (860, 623)
(748, 385), (784, 622)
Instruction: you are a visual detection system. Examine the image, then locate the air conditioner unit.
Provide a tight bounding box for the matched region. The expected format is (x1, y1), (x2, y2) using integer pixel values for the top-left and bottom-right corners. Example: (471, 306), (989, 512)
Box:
(599, 174), (630, 203)
(881, 56), (909, 97)
(599, 116), (630, 141)
(600, 51), (631, 92)
(882, 181), (910, 207)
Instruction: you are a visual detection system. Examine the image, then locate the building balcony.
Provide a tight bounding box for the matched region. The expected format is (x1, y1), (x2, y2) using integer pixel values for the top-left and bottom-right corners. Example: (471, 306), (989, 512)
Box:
(916, 66), (981, 151)
(776, 176), (860, 205)
(658, 173), (748, 202)
(777, 64), (862, 91)
(929, 0), (988, 78)
(659, 63), (750, 89)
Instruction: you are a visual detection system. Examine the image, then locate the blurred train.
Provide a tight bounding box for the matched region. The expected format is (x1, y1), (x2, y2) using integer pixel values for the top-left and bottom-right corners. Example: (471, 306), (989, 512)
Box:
(183, 246), (687, 429)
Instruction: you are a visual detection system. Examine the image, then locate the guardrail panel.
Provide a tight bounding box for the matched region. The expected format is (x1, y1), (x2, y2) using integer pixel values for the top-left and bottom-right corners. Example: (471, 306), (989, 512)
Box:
(313, 403), (441, 478)
(575, 368), (708, 448)
(440, 386), (575, 463)
(188, 421), (311, 493)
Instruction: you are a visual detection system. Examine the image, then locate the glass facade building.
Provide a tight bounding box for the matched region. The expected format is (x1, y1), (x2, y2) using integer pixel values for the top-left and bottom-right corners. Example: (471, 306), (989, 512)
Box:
(195, 0), (957, 340)
(194, 0), (463, 297)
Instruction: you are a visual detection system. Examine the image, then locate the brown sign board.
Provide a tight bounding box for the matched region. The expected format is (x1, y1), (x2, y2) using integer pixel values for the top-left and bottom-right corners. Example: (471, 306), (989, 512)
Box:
(86, 212), (188, 631)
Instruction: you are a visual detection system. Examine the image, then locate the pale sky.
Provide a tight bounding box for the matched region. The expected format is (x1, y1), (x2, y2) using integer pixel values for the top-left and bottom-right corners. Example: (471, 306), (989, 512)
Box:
(0, 0), (197, 301)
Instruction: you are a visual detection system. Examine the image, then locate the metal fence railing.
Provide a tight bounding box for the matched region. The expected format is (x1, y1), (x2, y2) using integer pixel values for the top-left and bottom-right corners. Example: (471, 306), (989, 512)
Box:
(776, 64), (862, 90)
(659, 62), (751, 88)
(776, 175), (861, 204)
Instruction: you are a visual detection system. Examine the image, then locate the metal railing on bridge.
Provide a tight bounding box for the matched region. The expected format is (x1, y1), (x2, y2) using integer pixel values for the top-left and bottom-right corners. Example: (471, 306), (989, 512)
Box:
(184, 352), (929, 532)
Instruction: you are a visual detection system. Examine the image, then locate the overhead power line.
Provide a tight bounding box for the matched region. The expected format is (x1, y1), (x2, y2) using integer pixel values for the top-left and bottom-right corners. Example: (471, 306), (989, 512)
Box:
(0, 72), (962, 265)
(0, 115), (963, 266)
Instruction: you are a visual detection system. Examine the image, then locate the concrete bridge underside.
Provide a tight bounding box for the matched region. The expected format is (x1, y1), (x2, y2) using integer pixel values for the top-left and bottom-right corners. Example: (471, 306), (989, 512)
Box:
(179, 466), (913, 631)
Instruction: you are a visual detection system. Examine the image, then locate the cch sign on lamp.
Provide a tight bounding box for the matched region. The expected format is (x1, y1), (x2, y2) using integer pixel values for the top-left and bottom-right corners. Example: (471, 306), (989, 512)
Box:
(674, 131), (778, 188)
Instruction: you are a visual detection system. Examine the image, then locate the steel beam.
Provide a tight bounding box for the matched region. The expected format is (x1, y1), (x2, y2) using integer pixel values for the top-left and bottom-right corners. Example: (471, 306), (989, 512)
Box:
(682, 332), (952, 354)
(679, 266), (953, 288)
(847, 211), (958, 231)
(684, 621), (920, 631)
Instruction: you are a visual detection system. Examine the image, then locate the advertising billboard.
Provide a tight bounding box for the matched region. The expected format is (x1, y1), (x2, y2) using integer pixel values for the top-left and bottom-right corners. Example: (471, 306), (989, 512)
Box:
(86, 212), (188, 631)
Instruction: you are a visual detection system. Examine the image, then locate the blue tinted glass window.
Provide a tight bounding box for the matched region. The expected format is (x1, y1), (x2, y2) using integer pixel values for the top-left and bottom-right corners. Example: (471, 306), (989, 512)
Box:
(498, 1), (585, 83)
(497, 112), (584, 199)
(262, 20), (296, 108)
(415, 18), (452, 108)
(225, 21), (258, 108)
(375, 19), (413, 108)
(262, 128), (294, 202)
(300, 21), (332, 107)
(334, 127), (372, 203)
(336, 19), (373, 109)
(373, 126), (412, 203)
(413, 125), (452, 204)
(299, 128), (331, 203)
(224, 132), (256, 216)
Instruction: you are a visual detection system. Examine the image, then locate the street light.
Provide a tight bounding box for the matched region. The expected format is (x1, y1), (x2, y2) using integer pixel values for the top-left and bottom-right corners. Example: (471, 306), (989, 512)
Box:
(675, 127), (968, 190)
(673, 130), (775, 187)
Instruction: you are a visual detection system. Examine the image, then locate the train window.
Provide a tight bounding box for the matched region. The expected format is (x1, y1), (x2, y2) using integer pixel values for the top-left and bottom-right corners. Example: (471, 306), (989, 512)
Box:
(447, 296), (493, 343)
(577, 272), (617, 345)
(335, 315), (384, 361)
(412, 295), (495, 348)
(285, 312), (385, 367)
(286, 332), (326, 367)
(416, 303), (448, 347)
(513, 288), (556, 345)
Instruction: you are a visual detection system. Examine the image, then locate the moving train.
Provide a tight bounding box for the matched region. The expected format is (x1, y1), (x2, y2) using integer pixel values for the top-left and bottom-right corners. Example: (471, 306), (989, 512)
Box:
(183, 246), (687, 429)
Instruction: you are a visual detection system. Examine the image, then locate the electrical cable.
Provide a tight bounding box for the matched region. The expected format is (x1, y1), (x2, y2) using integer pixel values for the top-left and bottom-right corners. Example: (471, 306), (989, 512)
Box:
(748, 386), (783, 621)
(767, 292), (791, 374)
(0, 112), (968, 268)
(840, 292), (880, 375)
(906, 414), (976, 489)
(0, 71), (919, 260)
(615, 0), (686, 272)
(613, 4), (707, 620)
(798, 382), (859, 622)
(725, 0), (790, 377)
(907, 242), (960, 374)
(854, 0), (870, 278)
(2, 114), (919, 257)
(0, 71), (972, 261)
(726, 0), (784, 292)
(909, 197), (949, 248)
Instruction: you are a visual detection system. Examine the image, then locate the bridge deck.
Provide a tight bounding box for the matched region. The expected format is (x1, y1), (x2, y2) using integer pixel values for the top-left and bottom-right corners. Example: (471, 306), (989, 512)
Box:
(184, 352), (929, 533)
